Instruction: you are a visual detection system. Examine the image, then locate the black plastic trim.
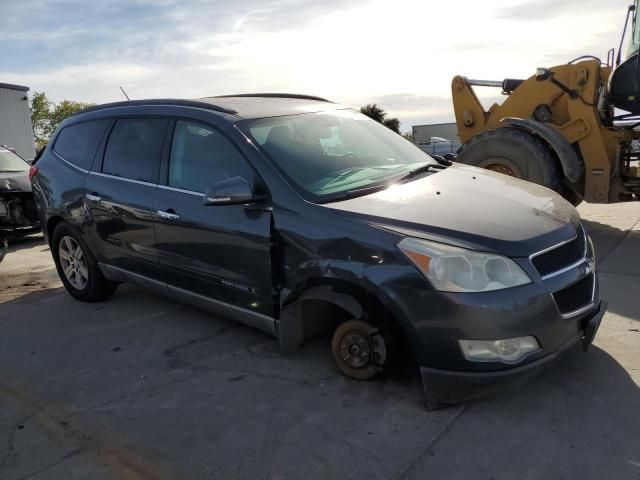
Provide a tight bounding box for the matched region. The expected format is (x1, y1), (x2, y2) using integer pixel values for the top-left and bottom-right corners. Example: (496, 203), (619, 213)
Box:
(76, 99), (238, 116)
(213, 93), (332, 103)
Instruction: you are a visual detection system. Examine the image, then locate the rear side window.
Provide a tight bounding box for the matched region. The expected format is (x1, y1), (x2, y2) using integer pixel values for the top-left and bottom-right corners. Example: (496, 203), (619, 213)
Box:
(103, 118), (168, 183)
(53, 119), (109, 170)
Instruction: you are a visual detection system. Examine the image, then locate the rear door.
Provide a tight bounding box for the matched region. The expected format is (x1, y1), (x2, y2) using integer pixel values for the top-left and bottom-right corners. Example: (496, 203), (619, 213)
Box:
(84, 117), (169, 278)
(153, 118), (274, 323)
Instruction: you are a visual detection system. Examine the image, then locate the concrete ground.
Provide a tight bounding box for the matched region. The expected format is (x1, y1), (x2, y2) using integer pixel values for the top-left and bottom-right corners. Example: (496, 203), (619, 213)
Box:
(0, 202), (639, 480)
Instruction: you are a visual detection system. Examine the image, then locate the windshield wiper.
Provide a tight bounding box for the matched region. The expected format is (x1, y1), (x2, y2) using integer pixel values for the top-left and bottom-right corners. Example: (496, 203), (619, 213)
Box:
(322, 165), (398, 188)
(320, 183), (392, 203)
(395, 163), (447, 182)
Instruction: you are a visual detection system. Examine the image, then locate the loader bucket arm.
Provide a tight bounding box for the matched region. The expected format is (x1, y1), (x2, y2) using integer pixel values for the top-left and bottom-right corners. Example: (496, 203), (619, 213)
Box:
(451, 76), (491, 143)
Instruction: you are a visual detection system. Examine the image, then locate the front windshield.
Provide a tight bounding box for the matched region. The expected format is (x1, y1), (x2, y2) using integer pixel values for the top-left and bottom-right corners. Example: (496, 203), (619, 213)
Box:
(0, 149), (28, 172)
(240, 109), (436, 202)
(626, 0), (640, 60)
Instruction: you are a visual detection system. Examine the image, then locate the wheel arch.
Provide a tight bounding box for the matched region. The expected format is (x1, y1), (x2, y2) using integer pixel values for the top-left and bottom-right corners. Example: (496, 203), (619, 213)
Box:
(499, 117), (584, 184)
(46, 215), (65, 245)
(277, 276), (419, 359)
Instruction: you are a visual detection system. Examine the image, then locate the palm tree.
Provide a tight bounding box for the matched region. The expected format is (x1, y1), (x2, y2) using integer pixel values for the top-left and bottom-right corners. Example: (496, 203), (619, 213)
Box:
(360, 104), (401, 134)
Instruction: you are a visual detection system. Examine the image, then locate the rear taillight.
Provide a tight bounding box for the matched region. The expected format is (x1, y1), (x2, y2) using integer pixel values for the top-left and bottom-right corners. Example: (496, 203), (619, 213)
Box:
(29, 166), (39, 182)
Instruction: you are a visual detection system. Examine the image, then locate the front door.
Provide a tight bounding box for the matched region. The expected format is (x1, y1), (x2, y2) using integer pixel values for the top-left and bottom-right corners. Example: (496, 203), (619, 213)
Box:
(84, 117), (169, 279)
(153, 119), (274, 324)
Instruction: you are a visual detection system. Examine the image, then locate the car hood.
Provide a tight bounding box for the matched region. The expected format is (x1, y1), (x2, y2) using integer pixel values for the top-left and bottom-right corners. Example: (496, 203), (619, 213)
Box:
(0, 171), (31, 193)
(325, 164), (580, 257)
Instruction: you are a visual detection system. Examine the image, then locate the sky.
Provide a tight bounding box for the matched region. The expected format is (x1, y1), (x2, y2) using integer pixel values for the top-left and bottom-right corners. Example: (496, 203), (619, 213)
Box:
(0, 0), (626, 132)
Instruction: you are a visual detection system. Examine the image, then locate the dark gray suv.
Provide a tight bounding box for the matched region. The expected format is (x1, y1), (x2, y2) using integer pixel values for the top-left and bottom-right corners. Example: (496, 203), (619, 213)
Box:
(31, 94), (605, 409)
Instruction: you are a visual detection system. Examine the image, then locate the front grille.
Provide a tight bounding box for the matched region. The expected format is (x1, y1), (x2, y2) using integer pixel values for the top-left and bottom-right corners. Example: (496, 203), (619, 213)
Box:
(553, 273), (594, 315)
(532, 230), (586, 277)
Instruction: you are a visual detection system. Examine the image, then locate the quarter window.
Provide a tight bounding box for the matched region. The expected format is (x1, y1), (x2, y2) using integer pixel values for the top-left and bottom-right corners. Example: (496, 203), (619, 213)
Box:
(103, 118), (168, 183)
(53, 119), (110, 170)
(169, 120), (253, 193)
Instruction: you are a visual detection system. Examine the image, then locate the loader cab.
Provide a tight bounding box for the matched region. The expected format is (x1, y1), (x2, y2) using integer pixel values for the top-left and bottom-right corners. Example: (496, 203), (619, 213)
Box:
(609, 1), (640, 116)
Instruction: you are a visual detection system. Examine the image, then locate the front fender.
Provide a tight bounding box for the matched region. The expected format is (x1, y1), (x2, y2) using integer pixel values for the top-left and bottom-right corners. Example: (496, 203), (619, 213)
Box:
(500, 117), (584, 183)
(277, 262), (427, 359)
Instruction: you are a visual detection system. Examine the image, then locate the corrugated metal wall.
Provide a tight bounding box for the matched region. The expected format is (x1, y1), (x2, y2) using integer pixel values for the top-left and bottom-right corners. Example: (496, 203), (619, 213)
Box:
(412, 123), (459, 144)
(0, 87), (36, 161)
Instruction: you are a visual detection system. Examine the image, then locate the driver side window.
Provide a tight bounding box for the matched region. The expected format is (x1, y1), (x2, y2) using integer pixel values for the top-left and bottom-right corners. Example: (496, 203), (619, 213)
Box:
(169, 120), (253, 193)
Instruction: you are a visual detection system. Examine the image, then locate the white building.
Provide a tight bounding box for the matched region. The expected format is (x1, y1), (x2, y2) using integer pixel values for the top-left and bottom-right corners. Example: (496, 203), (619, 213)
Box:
(0, 83), (36, 161)
(412, 122), (459, 144)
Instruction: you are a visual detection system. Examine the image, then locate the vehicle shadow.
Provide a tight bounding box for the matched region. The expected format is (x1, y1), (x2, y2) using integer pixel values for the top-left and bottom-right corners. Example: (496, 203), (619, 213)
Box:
(581, 218), (639, 322)
(6, 233), (46, 254)
(581, 218), (635, 262)
(1, 285), (639, 480)
(415, 344), (640, 480)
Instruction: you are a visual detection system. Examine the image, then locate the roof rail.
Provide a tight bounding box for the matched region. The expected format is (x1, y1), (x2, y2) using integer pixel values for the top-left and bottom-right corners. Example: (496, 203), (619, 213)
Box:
(213, 93), (332, 103)
(76, 99), (238, 116)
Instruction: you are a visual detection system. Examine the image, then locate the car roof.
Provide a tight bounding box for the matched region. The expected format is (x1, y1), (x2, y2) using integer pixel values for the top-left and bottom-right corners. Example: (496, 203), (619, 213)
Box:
(198, 95), (342, 119)
(76, 94), (344, 121)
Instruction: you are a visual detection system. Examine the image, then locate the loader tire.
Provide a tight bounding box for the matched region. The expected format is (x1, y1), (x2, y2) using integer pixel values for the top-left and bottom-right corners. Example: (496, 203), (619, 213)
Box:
(456, 128), (563, 193)
(560, 186), (583, 207)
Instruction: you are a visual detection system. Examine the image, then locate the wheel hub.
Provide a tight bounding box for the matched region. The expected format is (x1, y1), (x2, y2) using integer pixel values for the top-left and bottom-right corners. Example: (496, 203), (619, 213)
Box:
(58, 235), (88, 290)
(339, 333), (372, 369)
(486, 163), (516, 176)
(479, 157), (524, 179)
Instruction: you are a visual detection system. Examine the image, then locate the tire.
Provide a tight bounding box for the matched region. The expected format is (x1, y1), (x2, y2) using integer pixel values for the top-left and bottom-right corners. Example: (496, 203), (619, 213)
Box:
(52, 222), (118, 302)
(456, 128), (563, 192)
(560, 185), (584, 207)
(331, 319), (386, 380)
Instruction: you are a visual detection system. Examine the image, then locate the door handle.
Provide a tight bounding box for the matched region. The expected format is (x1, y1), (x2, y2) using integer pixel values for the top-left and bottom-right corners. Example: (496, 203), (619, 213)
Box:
(85, 193), (102, 203)
(156, 210), (180, 221)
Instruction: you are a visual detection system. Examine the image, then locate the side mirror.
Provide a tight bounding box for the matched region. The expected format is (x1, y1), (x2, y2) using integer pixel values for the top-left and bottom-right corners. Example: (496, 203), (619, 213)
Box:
(203, 176), (265, 206)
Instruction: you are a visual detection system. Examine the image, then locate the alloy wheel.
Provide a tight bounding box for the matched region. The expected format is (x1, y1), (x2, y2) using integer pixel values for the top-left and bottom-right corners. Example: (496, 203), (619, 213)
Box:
(58, 235), (89, 290)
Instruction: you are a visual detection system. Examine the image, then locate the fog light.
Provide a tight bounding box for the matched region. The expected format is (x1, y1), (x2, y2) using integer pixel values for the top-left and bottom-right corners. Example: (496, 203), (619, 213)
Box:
(458, 336), (540, 363)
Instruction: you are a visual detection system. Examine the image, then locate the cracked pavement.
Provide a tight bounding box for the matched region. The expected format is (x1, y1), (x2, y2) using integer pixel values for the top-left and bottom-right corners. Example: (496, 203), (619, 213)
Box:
(0, 202), (639, 480)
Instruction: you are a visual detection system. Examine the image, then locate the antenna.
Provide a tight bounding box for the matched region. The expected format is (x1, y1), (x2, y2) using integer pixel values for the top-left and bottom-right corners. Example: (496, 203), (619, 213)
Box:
(119, 86), (130, 101)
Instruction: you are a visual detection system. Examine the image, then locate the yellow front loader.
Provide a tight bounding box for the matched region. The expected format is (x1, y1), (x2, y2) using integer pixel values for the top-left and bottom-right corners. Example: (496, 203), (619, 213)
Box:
(452, 2), (640, 204)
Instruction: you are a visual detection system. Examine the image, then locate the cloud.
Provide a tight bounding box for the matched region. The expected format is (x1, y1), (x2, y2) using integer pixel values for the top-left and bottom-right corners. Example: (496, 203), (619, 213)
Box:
(0, 0), (626, 130)
(498, 0), (622, 21)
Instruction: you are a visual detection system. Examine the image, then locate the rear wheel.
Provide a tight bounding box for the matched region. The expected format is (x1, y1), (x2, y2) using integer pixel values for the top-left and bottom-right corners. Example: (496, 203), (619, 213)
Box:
(331, 319), (387, 380)
(52, 223), (118, 302)
(456, 128), (563, 192)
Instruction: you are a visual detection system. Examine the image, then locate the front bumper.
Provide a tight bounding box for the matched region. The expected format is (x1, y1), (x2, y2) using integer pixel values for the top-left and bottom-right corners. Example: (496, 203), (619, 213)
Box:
(420, 301), (607, 410)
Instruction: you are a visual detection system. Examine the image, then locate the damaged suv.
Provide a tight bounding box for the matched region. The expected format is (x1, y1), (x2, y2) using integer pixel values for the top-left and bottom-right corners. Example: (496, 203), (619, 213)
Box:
(0, 147), (40, 238)
(31, 95), (605, 409)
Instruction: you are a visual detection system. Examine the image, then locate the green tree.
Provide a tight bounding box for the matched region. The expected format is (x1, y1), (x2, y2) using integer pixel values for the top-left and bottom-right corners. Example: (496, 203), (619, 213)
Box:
(30, 92), (51, 148)
(29, 92), (95, 149)
(48, 100), (95, 134)
(359, 103), (401, 134)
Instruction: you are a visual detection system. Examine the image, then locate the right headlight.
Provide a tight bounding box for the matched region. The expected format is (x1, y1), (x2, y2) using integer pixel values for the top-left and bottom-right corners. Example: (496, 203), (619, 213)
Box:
(398, 237), (531, 293)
